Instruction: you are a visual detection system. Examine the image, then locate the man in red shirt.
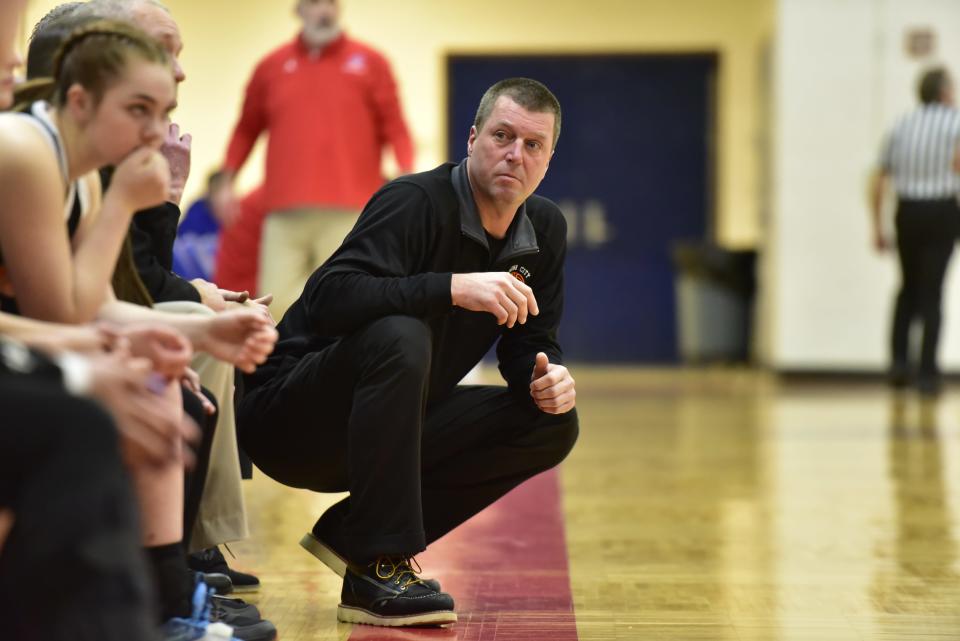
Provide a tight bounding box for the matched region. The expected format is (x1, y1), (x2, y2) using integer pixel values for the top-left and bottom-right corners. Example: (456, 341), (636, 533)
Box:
(222, 0), (414, 319)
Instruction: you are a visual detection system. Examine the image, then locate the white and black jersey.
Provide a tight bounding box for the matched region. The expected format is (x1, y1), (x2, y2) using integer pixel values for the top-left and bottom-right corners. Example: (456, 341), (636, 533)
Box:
(880, 103), (960, 200)
(14, 101), (92, 230)
(0, 101), (92, 315)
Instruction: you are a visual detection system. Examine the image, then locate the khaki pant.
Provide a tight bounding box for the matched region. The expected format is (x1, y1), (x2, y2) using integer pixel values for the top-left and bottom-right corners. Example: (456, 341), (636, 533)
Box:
(257, 208), (358, 320)
(154, 301), (248, 551)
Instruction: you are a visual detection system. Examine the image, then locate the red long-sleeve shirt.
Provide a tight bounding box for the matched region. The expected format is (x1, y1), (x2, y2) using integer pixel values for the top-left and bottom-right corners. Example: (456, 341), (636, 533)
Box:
(223, 33), (414, 213)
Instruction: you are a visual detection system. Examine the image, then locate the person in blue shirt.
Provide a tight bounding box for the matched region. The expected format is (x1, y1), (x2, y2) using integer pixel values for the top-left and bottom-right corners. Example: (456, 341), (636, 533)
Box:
(174, 171), (237, 282)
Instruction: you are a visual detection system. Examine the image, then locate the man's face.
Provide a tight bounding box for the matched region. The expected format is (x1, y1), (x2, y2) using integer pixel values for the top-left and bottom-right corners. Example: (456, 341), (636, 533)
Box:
(132, 2), (185, 84)
(297, 0), (340, 47)
(467, 95), (555, 210)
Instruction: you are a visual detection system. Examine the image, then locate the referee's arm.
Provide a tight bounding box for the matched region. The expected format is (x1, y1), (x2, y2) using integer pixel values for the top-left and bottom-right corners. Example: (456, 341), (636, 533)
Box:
(869, 168), (892, 252)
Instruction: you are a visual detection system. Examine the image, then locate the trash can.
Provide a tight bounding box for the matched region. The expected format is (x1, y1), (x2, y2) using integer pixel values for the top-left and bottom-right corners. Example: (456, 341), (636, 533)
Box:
(671, 243), (756, 363)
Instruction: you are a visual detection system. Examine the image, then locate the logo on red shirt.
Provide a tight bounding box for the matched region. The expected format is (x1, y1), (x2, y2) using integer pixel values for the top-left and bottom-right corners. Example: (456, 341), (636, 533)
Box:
(343, 53), (367, 74)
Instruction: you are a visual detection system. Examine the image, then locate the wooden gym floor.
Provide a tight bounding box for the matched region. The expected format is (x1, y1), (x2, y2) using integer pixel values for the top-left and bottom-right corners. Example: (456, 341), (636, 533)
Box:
(228, 367), (960, 640)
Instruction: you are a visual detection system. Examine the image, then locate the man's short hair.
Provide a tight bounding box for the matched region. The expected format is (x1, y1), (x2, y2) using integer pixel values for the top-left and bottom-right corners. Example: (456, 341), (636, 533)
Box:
(26, 2), (92, 79)
(473, 78), (562, 149)
(27, 0), (172, 80)
(918, 67), (950, 104)
(84, 0), (170, 21)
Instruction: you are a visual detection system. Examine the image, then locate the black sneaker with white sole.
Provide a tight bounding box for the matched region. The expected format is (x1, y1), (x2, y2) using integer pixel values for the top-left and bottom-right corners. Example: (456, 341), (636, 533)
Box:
(337, 556), (456, 627)
(300, 531), (443, 592)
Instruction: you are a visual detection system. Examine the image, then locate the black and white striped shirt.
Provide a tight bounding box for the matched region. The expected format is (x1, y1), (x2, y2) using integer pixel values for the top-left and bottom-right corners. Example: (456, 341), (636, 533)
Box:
(879, 103), (960, 199)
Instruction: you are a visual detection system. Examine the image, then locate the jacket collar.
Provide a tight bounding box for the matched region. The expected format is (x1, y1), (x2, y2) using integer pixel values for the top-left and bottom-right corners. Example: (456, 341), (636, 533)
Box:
(451, 158), (539, 262)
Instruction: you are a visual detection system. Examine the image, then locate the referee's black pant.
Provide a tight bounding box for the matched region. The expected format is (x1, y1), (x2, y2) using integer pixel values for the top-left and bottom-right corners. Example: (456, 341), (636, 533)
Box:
(892, 198), (960, 378)
(237, 315), (579, 563)
(0, 377), (157, 641)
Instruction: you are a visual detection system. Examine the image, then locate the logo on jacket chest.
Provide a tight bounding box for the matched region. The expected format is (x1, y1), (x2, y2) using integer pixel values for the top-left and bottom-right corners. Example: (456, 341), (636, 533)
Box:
(508, 264), (532, 284)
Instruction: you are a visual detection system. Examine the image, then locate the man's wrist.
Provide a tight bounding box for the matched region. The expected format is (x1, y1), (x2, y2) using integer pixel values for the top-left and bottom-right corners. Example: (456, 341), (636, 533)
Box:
(189, 280), (212, 305)
(436, 272), (454, 308)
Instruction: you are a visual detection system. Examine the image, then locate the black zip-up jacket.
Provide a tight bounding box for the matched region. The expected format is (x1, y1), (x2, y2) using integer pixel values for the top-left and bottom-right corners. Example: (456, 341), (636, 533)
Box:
(129, 203), (202, 303)
(248, 159), (568, 401)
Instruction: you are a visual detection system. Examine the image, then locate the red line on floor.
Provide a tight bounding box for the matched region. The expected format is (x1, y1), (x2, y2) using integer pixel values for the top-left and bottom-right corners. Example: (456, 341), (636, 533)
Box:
(347, 468), (578, 641)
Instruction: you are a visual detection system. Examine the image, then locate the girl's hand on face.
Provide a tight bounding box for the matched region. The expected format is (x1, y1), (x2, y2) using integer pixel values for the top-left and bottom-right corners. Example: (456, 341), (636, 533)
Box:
(108, 147), (171, 213)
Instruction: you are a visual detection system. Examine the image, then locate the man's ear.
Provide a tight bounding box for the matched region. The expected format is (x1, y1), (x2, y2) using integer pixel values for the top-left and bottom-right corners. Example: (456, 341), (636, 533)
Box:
(467, 125), (478, 156)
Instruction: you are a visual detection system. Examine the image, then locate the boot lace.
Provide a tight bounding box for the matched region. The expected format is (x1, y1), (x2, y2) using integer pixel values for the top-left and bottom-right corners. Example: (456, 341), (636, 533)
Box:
(372, 556), (426, 591)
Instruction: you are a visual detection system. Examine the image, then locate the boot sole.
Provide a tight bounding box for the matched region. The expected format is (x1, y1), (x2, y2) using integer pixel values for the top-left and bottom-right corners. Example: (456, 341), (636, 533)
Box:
(300, 532), (443, 591)
(337, 604), (457, 627)
(299, 532), (347, 577)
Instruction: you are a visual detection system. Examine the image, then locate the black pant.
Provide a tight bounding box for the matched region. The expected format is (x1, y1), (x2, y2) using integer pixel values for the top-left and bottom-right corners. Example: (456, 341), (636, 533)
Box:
(0, 377), (157, 641)
(891, 199), (960, 377)
(182, 385), (217, 549)
(238, 315), (579, 563)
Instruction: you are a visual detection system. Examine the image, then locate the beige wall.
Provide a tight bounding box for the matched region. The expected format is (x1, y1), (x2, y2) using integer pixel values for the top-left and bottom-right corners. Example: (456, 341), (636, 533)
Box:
(22, 0), (772, 248)
(766, 0), (960, 369)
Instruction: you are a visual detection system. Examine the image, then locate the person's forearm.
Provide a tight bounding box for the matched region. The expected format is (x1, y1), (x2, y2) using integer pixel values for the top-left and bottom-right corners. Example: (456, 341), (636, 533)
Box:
(392, 134), (414, 174)
(222, 118), (261, 175)
(98, 298), (205, 339)
(129, 212), (203, 304)
(62, 197), (135, 322)
(870, 171), (887, 235)
(305, 270), (451, 337)
(0, 311), (53, 340)
(0, 313), (69, 348)
(0, 313), (102, 354)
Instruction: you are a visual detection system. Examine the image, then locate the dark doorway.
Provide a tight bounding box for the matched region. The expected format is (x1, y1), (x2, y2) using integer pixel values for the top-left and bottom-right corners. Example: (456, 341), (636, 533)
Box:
(447, 54), (716, 362)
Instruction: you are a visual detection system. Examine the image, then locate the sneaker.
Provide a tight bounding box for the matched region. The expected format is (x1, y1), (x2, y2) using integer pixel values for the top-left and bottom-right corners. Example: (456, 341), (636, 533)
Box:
(194, 569), (233, 595)
(161, 580), (239, 641)
(162, 620), (237, 641)
(212, 595), (261, 620)
(190, 547), (260, 593)
(219, 619), (277, 641)
(300, 531), (442, 592)
(203, 582), (275, 640)
(210, 597), (262, 627)
(337, 556), (457, 627)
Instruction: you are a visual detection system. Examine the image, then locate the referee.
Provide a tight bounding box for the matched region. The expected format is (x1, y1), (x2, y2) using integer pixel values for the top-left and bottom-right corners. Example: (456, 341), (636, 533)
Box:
(872, 67), (960, 395)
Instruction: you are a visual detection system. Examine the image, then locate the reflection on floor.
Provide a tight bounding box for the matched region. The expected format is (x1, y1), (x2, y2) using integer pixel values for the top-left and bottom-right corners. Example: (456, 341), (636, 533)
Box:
(228, 367), (960, 640)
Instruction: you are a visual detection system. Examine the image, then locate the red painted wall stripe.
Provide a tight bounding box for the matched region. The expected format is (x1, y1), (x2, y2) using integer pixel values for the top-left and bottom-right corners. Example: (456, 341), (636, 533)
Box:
(347, 468), (578, 640)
